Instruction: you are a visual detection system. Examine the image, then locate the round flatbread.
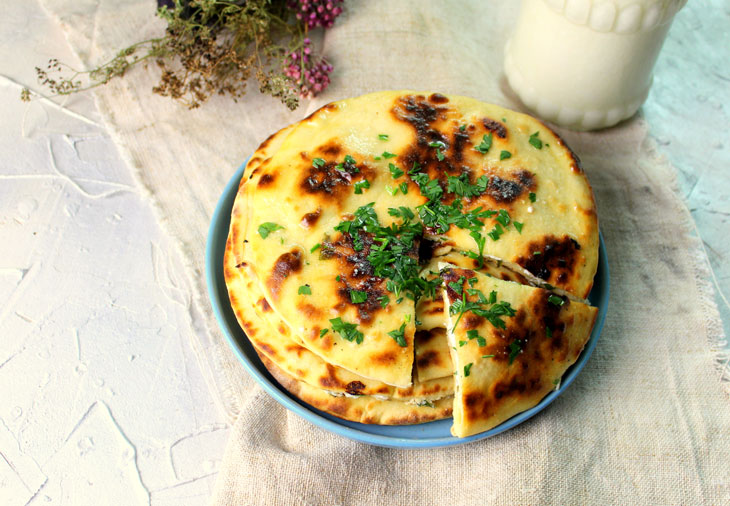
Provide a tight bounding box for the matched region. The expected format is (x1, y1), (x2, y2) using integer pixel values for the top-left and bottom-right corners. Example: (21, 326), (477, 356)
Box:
(224, 90), (600, 435)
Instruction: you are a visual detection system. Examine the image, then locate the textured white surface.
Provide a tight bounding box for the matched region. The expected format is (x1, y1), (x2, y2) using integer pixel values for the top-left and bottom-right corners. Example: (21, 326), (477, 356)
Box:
(0, 0), (727, 505)
(0, 1), (227, 505)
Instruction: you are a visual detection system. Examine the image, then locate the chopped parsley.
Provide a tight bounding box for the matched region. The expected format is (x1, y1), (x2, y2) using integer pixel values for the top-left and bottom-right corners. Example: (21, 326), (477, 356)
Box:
(496, 209), (511, 227)
(399, 182), (409, 194)
(464, 363), (473, 377)
(466, 329), (487, 347)
(387, 322), (407, 347)
(329, 317), (364, 344)
(353, 179), (370, 194)
(312, 157), (325, 168)
(319, 328), (329, 338)
(350, 290), (368, 304)
(529, 192), (537, 202)
(529, 131), (543, 149)
(388, 206), (415, 220)
(487, 223), (504, 241)
(258, 222), (284, 239)
(385, 185), (398, 196)
(298, 284), (311, 295)
(459, 124), (467, 132)
(474, 133), (493, 154)
(378, 295), (390, 308)
(335, 275), (341, 282)
(508, 340), (523, 365)
(336, 154), (359, 173)
(500, 150), (511, 160)
(514, 221), (524, 233)
(448, 282), (516, 331)
(447, 173), (489, 199)
(448, 280), (464, 294)
(470, 230), (486, 267)
(428, 141), (446, 161)
(378, 134), (389, 141)
(546, 326), (553, 338)
(382, 151), (397, 159)
(310, 243), (321, 253)
(482, 354), (495, 359)
(548, 295), (565, 306)
(389, 163), (404, 179)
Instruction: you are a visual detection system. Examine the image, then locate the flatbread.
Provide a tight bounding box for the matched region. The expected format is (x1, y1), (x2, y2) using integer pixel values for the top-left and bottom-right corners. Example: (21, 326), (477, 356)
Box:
(224, 91), (600, 436)
(260, 354), (453, 425)
(440, 265), (598, 438)
(224, 235), (454, 402)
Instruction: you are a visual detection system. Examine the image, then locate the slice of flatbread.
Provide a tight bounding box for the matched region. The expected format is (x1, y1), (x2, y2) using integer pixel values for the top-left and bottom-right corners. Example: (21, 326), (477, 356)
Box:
(440, 265), (598, 438)
(224, 235), (454, 402)
(259, 354), (453, 425)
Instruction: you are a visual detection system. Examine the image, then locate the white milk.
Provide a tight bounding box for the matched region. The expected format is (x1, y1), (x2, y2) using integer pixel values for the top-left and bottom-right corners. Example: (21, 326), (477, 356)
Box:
(504, 0), (687, 130)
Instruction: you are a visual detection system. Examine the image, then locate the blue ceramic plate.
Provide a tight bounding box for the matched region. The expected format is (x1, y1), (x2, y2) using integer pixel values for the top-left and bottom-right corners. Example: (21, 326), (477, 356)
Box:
(206, 161), (610, 449)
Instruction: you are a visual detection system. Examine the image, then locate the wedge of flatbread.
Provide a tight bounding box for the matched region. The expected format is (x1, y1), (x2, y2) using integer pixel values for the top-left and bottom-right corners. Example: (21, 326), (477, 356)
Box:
(224, 234), (454, 402)
(440, 265), (598, 438)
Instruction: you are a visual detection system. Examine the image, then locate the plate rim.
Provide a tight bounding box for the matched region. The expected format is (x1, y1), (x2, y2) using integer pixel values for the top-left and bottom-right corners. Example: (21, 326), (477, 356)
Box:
(206, 161), (610, 449)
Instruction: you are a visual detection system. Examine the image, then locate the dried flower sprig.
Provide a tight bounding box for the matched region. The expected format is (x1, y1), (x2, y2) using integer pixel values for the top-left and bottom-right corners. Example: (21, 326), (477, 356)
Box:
(22, 0), (343, 110)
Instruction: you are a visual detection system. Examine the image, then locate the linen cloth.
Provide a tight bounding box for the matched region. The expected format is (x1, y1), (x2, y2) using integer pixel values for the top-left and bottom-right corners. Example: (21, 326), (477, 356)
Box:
(40, 0), (729, 504)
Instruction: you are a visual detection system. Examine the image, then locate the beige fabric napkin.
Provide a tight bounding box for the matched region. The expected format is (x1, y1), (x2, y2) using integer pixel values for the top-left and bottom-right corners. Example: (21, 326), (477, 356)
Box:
(39, 0), (729, 504)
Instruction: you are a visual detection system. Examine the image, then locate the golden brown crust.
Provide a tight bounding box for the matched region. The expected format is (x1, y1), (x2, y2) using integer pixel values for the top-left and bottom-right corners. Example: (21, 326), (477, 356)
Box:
(259, 354), (453, 425)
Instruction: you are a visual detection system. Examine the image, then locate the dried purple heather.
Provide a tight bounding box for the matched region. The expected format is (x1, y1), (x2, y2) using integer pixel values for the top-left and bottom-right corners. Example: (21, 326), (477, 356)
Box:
(22, 0), (343, 110)
(288, 0), (344, 29)
(284, 38), (334, 99)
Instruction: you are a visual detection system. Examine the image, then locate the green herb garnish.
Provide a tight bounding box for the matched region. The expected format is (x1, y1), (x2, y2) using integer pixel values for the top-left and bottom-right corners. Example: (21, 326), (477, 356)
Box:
(258, 222), (284, 239)
(514, 221), (523, 233)
(378, 295), (390, 308)
(350, 290), (368, 304)
(464, 363), (473, 377)
(382, 151), (397, 159)
(546, 326), (553, 338)
(529, 192), (536, 203)
(474, 133), (493, 154)
(387, 322), (407, 347)
(298, 284), (311, 295)
(319, 328), (329, 338)
(508, 340), (523, 365)
(548, 295), (565, 306)
(496, 209), (511, 227)
(529, 131), (543, 149)
(353, 179), (370, 194)
(487, 223), (504, 241)
(330, 317), (364, 344)
(378, 134), (389, 141)
(389, 163), (404, 179)
(310, 243), (321, 253)
(500, 150), (511, 160)
(312, 157), (325, 168)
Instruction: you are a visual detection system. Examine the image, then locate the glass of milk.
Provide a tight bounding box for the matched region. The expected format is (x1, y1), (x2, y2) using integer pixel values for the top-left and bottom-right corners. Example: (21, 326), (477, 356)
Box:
(504, 0), (687, 130)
